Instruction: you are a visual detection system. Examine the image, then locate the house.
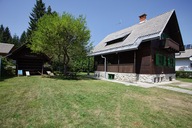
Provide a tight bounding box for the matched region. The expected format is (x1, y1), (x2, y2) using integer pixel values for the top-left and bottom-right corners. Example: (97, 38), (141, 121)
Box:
(7, 43), (50, 75)
(175, 46), (192, 71)
(0, 43), (14, 56)
(90, 10), (184, 83)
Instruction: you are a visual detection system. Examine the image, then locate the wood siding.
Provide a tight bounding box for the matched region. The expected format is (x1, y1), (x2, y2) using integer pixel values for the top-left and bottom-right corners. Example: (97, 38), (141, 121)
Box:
(107, 64), (134, 73)
(136, 41), (152, 74)
(151, 40), (175, 74)
(8, 45), (49, 75)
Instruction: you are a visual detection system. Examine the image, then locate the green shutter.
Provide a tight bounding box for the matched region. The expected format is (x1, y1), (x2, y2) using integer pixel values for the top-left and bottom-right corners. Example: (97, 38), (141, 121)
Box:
(163, 56), (167, 66)
(167, 58), (171, 67)
(155, 54), (160, 66)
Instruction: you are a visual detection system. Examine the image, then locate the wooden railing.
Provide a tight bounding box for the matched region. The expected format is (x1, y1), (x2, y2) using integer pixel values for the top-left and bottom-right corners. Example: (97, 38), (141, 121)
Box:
(97, 65), (104, 71)
(164, 38), (179, 52)
(118, 64), (134, 73)
(96, 63), (134, 73)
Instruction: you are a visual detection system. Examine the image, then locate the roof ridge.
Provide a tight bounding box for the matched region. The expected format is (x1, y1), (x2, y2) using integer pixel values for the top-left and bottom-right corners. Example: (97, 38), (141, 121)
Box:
(146, 9), (175, 22)
(105, 10), (175, 37)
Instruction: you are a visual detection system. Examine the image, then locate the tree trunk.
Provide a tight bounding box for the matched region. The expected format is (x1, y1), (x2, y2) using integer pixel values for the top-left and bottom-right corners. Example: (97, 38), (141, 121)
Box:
(64, 64), (67, 75)
(63, 48), (70, 75)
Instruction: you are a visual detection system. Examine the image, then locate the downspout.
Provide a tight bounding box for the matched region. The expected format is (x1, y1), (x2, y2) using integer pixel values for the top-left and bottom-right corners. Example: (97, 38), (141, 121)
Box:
(101, 55), (107, 79)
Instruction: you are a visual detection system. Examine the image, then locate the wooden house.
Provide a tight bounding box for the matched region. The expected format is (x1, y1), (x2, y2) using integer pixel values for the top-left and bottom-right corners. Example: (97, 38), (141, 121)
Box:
(90, 10), (184, 83)
(7, 43), (50, 75)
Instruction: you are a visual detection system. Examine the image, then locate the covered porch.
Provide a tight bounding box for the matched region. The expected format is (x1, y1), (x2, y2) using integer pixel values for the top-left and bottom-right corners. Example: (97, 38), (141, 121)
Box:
(94, 50), (136, 73)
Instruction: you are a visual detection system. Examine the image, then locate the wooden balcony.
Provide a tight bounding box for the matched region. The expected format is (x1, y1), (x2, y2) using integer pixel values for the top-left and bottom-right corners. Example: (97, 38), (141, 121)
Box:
(163, 38), (179, 52)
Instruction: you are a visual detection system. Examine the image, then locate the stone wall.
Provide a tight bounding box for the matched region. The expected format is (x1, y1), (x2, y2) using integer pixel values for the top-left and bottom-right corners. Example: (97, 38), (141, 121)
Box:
(94, 71), (175, 84)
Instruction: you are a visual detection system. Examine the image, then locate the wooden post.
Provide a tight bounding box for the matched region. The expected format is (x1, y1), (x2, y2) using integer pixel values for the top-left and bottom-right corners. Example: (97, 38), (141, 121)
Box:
(117, 53), (120, 72)
(0, 58), (1, 78)
(134, 51), (136, 73)
(87, 57), (90, 75)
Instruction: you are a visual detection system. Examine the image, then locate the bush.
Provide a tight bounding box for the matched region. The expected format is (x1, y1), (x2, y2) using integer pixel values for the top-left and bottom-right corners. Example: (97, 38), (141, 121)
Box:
(176, 71), (192, 78)
(1, 58), (16, 77)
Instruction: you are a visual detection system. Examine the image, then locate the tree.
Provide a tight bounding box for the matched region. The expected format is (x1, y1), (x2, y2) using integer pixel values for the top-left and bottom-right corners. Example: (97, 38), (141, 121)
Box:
(47, 6), (52, 15)
(3, 27), (12, 43)
(20, 31), (27, 44)
(27, 0), (46, 38)
(12, 34), (20, 47)
(0, 25), (4, 42)
(29, 13), (91, 74)
(69, 42), (94, 72)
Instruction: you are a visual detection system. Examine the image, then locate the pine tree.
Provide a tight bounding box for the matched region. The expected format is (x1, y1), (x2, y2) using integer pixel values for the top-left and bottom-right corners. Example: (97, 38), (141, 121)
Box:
(47, 6), (52, 15)
(0, 25), (4, 42)
(12, 34), (20, 47)
(27, 0), (46, 38)
(20, 31), (27, 44)
(3, 27), (12, 43)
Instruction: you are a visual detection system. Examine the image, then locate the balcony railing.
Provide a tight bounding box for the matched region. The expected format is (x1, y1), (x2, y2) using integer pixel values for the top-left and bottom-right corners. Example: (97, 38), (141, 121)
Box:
(163, 38), (179, 52)
(97, 63), (134, 73)
(97, 65), (104, 71)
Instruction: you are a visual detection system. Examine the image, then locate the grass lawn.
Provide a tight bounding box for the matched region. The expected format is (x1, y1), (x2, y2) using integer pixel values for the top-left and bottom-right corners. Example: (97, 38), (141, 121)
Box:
(177, 78), (192, 83)
(0, 75), (192, 128)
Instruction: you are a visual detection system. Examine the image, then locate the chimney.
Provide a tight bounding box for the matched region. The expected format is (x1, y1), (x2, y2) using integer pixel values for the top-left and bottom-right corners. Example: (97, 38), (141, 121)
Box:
(139, 14), (147, 23)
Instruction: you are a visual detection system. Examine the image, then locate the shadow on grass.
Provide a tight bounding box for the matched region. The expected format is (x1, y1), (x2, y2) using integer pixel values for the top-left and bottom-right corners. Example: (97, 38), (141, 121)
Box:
(47, 74), (96, 81)
(0, 76), (15, 82)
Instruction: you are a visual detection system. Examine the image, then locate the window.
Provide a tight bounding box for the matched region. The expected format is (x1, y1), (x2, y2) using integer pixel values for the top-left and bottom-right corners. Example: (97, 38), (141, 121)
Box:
(167, 57), (175, 67)
(106, 33), (130, 45)
(155, 53), (163, 66)
(155, 53), (175, 67)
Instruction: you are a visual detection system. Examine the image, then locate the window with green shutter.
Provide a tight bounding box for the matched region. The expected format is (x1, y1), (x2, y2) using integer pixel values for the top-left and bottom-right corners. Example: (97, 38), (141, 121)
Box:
(155, 53), (164, 66)
(155, 53), (160, 66)
(163, 56), (167, 66)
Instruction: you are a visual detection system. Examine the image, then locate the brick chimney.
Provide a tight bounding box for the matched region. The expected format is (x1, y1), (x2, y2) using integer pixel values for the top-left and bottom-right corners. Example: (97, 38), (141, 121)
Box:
(139, 14), (147, 23)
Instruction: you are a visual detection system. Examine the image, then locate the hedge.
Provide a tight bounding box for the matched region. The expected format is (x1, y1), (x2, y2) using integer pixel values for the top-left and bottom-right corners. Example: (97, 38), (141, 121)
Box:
(176, 71), (192, 78)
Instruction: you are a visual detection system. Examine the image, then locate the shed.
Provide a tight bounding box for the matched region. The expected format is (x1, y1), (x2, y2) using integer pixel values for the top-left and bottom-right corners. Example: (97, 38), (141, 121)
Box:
(7, 43), (50, 75)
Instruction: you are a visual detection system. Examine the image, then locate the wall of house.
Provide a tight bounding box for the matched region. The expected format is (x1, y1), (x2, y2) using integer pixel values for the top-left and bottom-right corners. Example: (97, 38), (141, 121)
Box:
(136, 41), (152, 74)
(150, 40), (175, 74)
(175, 58), (192, 71)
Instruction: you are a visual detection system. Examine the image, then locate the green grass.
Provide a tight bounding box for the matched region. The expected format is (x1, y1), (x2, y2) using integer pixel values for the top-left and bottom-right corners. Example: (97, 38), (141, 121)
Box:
(177, 77), (192, 83)
(0, 75), (192, 128)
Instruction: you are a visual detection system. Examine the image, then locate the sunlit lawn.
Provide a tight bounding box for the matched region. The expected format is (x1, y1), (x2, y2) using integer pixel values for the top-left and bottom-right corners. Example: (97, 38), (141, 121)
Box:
(177, 78), (192, 83)
(0, 74), (192, 128)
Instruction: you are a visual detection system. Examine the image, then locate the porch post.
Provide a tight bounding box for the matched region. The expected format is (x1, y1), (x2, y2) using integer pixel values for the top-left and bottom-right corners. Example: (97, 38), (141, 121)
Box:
(101, 55), (107, 78)
(118, 53), (120, 72)
(87, 56), (90, 75)
(0, 58), (1, 77)
(134, 51), (136, 73)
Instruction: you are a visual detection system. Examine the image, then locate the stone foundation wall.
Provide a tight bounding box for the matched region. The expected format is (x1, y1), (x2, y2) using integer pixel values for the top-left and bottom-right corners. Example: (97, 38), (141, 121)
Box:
(94, 71), (175, 84)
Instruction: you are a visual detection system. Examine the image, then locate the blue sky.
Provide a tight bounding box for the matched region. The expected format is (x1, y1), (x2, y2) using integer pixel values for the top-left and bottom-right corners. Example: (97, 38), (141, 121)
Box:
(0, 0), (192, 46)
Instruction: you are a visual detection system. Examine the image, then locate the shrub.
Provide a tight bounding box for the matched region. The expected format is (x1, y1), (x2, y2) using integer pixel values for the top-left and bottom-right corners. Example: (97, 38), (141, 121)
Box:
(176, 71), (192, 78)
